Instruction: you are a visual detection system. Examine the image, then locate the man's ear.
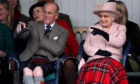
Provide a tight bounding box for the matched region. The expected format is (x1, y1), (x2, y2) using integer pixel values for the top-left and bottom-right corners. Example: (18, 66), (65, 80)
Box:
(55, 12), (59, 20)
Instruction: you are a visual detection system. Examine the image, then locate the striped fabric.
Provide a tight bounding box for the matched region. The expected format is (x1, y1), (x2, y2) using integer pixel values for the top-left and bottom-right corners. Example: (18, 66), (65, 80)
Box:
(76, 57), (128, 84)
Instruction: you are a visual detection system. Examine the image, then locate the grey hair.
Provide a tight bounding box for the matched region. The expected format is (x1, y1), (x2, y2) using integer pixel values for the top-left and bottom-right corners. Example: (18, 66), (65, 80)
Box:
(110, 13), (116, 21)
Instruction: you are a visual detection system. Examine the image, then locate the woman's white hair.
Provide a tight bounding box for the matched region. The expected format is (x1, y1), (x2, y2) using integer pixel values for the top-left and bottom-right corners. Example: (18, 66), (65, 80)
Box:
(110, 13), (116, 21)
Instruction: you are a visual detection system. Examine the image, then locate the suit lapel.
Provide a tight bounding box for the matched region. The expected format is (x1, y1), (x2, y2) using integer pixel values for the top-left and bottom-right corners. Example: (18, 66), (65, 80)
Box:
(37, 22), (60, 41)
(49, 23), (60, 39)
(37, 22), (45, 40)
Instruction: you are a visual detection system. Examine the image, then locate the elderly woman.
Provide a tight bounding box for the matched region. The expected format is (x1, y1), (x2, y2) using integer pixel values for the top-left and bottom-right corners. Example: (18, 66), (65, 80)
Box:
(77, 2), (128, 84)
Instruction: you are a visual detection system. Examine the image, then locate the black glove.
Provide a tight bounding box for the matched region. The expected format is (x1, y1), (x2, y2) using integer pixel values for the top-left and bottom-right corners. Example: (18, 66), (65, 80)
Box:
(95, 49), (112, 56)
(91, 27), (109, 41)
(21, 25), (28, 33)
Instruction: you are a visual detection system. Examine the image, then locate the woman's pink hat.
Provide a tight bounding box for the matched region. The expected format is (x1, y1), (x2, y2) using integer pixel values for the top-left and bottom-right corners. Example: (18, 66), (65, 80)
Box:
(93, 2), (120, 16)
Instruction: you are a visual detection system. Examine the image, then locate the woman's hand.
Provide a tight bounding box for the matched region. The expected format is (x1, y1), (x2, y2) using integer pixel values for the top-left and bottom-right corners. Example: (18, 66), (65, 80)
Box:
(91, 27), (109, 41)
(95, 49), (112, 56)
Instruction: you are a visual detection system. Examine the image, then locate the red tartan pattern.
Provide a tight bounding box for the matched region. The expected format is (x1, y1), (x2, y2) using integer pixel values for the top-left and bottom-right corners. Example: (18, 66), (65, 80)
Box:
(31, 58), (49, 65)
(76, 58), (128, 84)
(41, 81), (44, 84)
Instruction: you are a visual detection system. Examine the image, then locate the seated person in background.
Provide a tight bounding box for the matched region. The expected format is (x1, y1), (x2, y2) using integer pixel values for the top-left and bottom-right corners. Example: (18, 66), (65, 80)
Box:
(0, 1), (13, 28)
(0, 22), (15, 84)
(23, 66), (44, 84)
(57, 12), (73, 31)
(113, 1), (140, 71)
(8, 0), (32, 23)
(8, 0), (31, 54)
(0, 0), (20, 73)
(0, 0), (27, 54)
(28, 2), (78, 84)
(37, 0), (73, 30)
(77, 2), (128, 84)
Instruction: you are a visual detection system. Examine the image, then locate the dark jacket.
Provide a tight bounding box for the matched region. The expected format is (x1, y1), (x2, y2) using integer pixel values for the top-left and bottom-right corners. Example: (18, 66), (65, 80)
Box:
(126, 20), (140, 56)
(0, 22), (14, 57)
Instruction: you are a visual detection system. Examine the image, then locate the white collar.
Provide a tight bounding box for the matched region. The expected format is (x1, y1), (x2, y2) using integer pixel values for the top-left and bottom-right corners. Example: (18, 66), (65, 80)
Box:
(44, 21), (55, 30)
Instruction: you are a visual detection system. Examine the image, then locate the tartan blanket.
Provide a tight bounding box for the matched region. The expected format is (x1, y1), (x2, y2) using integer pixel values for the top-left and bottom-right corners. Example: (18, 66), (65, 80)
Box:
(76, 58), (128, 84)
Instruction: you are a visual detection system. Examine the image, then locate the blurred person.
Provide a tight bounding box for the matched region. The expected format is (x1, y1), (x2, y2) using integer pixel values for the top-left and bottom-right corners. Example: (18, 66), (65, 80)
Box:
(0, 1), (27, 54)
(77, 2), (128, 84)
(29, 2), (45, 22)
(114, 0), (140, 72)
(0, 1), (13, 28)
(0, 22), (14, 84)
(8, 0), (20, 20)
(8, 0), (31, 23)
(0, 0), (19, 73)
(114, 1), (140, 56)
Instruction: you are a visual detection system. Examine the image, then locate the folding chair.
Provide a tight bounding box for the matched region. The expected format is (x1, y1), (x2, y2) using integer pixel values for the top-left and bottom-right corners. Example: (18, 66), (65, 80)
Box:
(9, 53), (66, 84)
(75, 32), (82, 45)
(44, 54), (66, 84)
(122, 40), (131, 67)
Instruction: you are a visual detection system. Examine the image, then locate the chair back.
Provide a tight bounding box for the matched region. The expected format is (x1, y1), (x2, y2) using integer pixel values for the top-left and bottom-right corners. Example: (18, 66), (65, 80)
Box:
(122, 40), (131, 67)
(81, 31), (87, 40)
(75, 32), (82, 45)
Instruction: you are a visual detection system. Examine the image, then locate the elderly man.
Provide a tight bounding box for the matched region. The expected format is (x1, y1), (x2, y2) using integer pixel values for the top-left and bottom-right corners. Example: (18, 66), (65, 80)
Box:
(15, 2), (69, 84)
(37, 0), (73, 30)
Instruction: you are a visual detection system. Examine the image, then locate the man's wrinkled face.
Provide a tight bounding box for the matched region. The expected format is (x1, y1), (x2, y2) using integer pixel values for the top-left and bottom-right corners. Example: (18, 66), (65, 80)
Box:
(43, 3), (59, 25)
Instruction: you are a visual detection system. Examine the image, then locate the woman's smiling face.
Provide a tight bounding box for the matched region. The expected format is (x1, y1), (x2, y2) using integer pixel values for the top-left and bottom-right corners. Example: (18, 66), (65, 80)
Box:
(99, 12), (114, 28)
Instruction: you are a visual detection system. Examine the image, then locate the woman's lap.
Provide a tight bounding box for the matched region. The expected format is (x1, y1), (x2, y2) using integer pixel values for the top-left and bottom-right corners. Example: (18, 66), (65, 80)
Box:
(77, 57), (128, 84)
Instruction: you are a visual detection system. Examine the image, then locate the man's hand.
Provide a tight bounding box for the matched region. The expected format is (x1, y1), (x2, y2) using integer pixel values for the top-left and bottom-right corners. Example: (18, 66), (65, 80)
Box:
(91, 27), (109, 41)
(17, 22), (27, 32)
